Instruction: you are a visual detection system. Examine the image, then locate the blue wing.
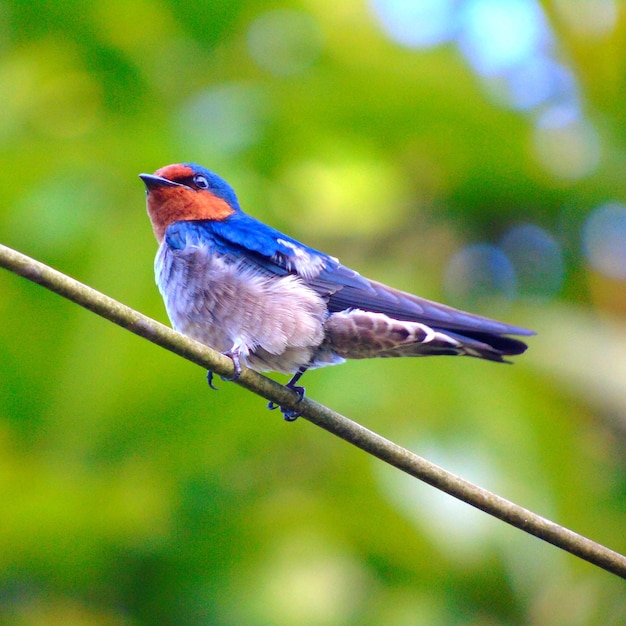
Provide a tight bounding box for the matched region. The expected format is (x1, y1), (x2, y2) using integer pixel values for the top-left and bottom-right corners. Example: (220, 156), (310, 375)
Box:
(165, 213), (336, 279)
(164, 216), (533, 356)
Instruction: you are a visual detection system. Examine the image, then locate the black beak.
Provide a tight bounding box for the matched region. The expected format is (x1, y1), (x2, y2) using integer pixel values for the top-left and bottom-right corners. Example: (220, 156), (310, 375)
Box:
(139, 173), (185, 190)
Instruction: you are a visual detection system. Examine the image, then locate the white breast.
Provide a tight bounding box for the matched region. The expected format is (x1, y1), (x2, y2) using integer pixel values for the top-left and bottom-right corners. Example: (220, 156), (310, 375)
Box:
(155, 240), (329, 373)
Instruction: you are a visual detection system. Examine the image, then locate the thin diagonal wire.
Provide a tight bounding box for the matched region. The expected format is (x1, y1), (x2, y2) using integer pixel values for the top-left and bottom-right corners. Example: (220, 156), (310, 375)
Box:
(1, 242), (625, 579)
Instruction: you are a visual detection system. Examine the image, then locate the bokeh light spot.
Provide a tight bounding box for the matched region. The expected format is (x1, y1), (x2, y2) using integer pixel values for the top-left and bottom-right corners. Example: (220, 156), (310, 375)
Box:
(444, 243), (517, 306)
(501, 224), (564, 299)
(283, 158), (405, 236)
(498, 57), (577, 111)
(458, 0), (550, 77)
(369, 0), (458, 48)
(9, 171), (107, 254)
(33, 71), (101, 138)
(553, 0), (617, 39)
(247, 9), (323, 77)
(583, 202), (626, 279)
(175, 82), (270, 157)
(532, 106), (601, 180)
(93, 0), (176, 54)
(252, 532), (366, 625)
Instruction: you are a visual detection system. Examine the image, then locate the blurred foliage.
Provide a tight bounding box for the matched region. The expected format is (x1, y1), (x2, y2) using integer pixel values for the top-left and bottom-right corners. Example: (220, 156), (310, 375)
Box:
(1, 0), (626, 624)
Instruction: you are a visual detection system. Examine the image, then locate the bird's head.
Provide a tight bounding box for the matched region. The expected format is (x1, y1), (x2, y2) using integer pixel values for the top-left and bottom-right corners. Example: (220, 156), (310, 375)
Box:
(139, 163), (241, 243)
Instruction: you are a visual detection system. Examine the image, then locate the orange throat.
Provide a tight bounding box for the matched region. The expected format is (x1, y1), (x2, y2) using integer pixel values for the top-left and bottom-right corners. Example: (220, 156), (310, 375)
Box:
(147, 187), (235, 243)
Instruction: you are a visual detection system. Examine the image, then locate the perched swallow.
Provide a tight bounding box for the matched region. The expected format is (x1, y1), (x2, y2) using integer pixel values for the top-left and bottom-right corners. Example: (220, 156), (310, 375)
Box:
(140, 163), (534, 419)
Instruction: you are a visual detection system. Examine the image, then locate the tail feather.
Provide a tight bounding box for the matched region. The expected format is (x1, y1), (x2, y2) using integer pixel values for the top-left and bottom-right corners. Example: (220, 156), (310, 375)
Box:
(324, 310), (530, 363)
(449, 329), (529, 357)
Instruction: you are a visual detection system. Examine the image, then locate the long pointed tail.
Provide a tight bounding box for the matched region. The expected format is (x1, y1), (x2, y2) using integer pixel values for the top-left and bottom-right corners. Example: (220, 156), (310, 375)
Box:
(325, 310), (530, 363)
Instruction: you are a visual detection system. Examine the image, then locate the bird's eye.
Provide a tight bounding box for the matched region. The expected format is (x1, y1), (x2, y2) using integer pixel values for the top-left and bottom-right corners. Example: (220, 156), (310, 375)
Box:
(193, 174), (209, 189)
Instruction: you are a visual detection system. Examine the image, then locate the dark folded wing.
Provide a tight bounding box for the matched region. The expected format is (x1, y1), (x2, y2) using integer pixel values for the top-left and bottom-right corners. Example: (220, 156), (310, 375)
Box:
(306, 262), (534, 356)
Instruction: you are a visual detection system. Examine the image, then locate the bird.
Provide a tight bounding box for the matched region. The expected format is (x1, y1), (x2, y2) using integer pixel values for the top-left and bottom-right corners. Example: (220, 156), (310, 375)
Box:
(140, 163), (534, 420)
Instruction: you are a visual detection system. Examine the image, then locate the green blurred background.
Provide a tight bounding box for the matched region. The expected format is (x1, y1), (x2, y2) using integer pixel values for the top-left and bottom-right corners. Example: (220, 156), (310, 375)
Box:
(1, 0), (626, 623)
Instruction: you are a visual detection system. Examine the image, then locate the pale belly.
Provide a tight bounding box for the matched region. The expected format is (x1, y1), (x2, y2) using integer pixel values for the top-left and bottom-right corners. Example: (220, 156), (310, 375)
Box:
(155, 242), (340, 373)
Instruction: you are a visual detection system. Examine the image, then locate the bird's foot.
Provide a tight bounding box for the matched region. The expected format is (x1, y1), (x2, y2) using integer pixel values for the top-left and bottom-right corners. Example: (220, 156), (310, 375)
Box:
(206, 349), (242, 389)
(268, 385), (305, 421)
(220, 348), (242, 381)
(268, 367), (308, 421)
(206, 370), (218, 390)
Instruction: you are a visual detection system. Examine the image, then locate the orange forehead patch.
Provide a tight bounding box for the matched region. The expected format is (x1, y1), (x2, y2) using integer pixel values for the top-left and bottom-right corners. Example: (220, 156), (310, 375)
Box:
(146, 184), (235, 243)
(154, 163), (194, 181)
